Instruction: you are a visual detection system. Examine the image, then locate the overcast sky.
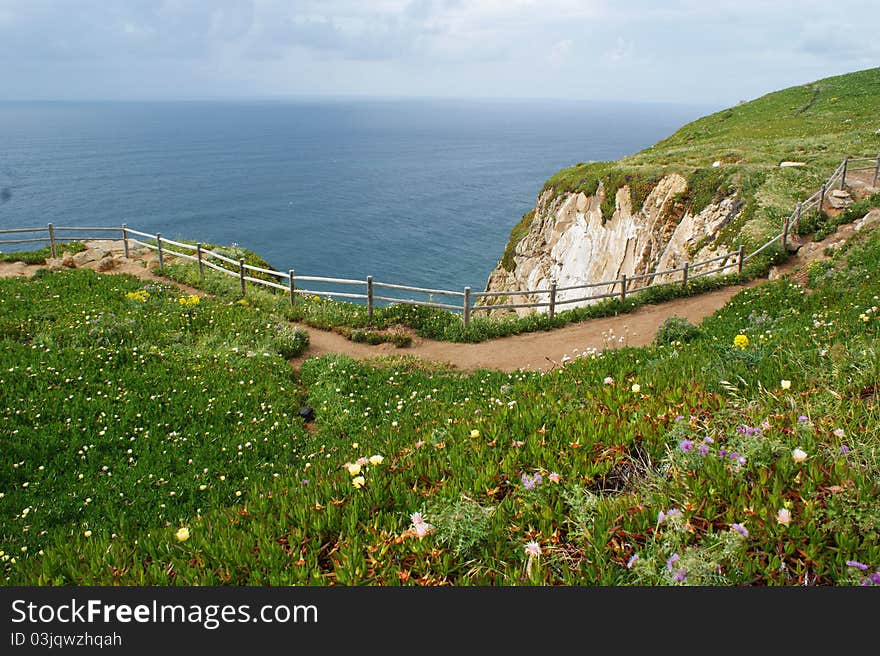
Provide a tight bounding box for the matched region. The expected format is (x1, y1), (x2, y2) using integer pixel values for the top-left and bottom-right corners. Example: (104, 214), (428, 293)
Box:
(1, 0), (877, 105)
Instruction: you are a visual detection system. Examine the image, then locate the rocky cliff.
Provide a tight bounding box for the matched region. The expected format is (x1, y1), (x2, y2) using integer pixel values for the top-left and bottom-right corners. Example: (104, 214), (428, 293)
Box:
(481, 174), (743, 315)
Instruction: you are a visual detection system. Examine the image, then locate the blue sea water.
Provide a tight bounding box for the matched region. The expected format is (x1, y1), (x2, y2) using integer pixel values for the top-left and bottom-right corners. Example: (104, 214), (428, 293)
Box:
(0, 99), (711, 291)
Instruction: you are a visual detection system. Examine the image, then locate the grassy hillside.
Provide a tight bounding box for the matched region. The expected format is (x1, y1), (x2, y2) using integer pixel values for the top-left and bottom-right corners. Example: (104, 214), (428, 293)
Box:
(510, 68), (880, 262)
(4, 210), (880, 585)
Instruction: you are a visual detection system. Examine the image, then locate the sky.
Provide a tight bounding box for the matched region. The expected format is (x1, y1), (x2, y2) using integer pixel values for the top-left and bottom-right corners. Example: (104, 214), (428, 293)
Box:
(1, 0), (878, 105)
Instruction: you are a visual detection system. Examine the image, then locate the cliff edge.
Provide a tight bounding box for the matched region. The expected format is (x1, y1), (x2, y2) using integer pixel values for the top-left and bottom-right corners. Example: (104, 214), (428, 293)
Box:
(483, 67), (880, 315)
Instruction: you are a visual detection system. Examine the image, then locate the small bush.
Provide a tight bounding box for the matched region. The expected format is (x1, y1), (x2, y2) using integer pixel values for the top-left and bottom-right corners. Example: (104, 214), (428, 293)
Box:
(272, 323), (309, 358)
(654, 315), (703, 346)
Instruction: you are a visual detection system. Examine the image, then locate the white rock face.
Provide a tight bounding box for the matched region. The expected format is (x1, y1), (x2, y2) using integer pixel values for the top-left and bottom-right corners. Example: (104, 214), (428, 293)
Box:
(482, 174), (742, 315)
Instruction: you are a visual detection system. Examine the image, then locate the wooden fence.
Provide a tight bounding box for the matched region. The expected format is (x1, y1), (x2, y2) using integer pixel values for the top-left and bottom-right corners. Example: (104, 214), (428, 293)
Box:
(2, 155), (877, 328)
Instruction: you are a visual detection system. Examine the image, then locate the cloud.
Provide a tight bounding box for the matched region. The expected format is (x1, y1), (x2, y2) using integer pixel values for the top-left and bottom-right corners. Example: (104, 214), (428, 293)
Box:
(602, 37), (635, 63)
(547, 39), (574, 66)
(0, 0), (877, 102)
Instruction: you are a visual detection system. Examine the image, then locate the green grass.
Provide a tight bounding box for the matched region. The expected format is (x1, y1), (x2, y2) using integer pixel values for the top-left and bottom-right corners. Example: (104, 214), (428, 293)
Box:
(525, 67), (880, 261)
(5, 219), (880, 585)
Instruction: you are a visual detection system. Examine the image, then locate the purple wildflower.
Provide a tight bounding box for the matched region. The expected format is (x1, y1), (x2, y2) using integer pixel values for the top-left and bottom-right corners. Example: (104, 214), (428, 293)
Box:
(737, 456), (747, 465)
(698, 443), (710, 456)
(666, 553), (680, 571)
(627, 554), (639, 569)
(846, 560), (869, 571)
(672, 569), (687, 583)
(703, 436), (714, 444)
(732, 523), (749, 538)
(521, 473), (542, 490)
(839, 445), (850, 455)
(679, 439), (694, 453)
(870, 571), (880, 585)
(798, 415), (809, 423)
(719, 449), (727, 458)
(657, 510), (666, 524)
(729, 451), (739, 459)
(675, 415), (685, 422)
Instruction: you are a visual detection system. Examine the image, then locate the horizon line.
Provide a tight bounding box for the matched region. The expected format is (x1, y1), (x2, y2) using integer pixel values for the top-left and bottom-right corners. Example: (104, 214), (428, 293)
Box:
(0, 93), (722, 108)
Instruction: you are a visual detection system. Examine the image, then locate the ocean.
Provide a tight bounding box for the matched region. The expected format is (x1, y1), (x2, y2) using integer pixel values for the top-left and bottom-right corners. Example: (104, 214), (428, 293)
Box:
(0, 99), (711, 291)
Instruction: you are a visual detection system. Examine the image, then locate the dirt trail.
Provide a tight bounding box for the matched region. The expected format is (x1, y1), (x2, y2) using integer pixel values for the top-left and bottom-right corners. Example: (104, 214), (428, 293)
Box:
(2, 206), (877, 373)
(291, 281), (757, 371)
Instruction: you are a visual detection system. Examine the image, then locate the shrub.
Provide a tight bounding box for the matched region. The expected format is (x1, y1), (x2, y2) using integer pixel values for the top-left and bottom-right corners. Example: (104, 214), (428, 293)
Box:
(272, 323), (309, 358)
(654, 315), (703, 346)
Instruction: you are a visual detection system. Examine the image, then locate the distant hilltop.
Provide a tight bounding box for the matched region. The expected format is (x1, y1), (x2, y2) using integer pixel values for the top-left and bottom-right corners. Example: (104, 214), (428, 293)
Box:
(485, 67), (880, 314)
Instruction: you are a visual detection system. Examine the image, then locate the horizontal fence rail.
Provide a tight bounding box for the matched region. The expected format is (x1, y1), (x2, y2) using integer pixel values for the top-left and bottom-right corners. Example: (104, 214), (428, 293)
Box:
(2, 154), (876, 328)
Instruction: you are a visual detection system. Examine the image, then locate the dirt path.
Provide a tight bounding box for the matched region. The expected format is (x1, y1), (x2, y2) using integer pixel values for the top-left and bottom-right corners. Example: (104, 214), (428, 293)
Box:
(291, 281), (757, 372)
(2, 210), (876, 374)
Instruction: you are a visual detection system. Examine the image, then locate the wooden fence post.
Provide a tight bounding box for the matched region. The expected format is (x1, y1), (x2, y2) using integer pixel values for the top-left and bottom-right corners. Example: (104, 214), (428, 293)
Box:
(682, 262), (689, 287)
(367, 276), (374, 323)
(737, 245), (745, 275)
(48, 223), (56, 259)
(620, 274), (627, 302)
(781, 214), (790, 251)
(873, 152), (880, 187)
(156, 233), (164, 268)
(122, 224), (129, 258)
(840, 157), (848, 190)
(819, 183), (826, 212)
(239, 259), (246, 296)
(794, 202), (802, 233)
(463, 287), (471, 329)
(196, 243), (204, 277)
(288, 270), (295, 306)
(548, 281), (557, 320)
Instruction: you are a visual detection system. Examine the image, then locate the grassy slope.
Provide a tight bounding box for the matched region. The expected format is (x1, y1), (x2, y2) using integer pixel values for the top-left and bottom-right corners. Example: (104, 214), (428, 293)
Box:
(4, 216), (880, 585)
(501, 67), (880, 266)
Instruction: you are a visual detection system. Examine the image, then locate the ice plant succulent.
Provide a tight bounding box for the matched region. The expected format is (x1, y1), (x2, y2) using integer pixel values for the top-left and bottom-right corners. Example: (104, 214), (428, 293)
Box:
(175, 527), (190, 542)
(776, 508), (792, 526)
(410, 512), (433, 539)
(524, 541), (542, 578)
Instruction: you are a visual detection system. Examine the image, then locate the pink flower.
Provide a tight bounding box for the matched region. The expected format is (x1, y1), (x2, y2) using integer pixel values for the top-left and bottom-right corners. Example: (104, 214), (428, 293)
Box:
(410, 511), (433, 538)
(548, 472), (561, 484)
(524, 541), (542, 557)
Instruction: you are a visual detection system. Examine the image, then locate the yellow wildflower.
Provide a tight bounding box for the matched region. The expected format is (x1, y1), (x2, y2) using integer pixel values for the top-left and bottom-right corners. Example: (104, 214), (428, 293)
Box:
(175, 527), (190, 542)
(352, 476), (366, 489)
(733, 334), (749, 349)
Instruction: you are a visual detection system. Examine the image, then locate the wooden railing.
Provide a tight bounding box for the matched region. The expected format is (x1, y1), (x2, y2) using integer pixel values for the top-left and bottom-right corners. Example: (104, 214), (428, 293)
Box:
(2, 155), (877, 328)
